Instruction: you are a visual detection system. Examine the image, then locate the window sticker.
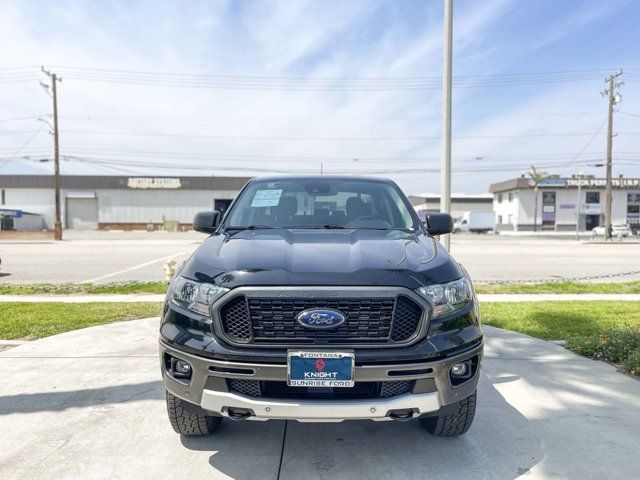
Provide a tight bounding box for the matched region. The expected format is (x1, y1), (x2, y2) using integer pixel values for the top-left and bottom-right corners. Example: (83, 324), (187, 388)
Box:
(251, 189), (283, 207)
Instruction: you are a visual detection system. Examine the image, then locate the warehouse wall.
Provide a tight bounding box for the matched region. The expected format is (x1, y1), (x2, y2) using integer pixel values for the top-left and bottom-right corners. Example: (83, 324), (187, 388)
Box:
(2, 189), (55, 228)
(493, 190), (520, 230)
(96, 189), (238, 223)
(0, 187), (242, 229)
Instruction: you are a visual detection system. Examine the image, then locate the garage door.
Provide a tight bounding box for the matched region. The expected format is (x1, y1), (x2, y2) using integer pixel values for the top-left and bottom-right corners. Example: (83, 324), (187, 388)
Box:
(66, 198), (99, 229)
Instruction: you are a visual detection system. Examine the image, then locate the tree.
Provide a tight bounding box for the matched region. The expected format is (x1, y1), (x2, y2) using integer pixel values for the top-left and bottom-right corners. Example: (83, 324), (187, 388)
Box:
(527, 166), (549, 232)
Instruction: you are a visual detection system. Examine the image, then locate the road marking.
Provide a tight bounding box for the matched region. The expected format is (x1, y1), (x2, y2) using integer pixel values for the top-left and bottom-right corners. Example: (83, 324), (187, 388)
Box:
(85, 252), (186, 283)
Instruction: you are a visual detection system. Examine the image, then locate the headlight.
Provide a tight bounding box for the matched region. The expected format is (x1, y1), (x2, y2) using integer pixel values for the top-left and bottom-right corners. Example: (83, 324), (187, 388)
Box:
(171, 276), (229, 317)
(416, 277), (473, 318)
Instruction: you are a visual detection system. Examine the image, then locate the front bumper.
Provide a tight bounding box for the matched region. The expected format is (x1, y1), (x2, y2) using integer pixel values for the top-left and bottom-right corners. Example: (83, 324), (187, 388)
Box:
(201, 389), (440, 422)
(160, 339), (482, 422)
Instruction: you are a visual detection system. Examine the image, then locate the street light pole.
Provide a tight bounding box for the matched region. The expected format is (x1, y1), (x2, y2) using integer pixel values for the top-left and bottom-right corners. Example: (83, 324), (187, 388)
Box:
(440, 0), (453, 251)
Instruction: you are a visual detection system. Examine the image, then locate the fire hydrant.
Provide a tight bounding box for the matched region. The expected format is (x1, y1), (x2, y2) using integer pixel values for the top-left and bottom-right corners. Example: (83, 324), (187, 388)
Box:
(164, 259), (177, 282)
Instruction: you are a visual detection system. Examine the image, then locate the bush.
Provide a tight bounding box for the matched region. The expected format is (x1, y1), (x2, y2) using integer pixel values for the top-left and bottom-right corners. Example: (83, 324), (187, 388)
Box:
(566, 327), (640, 376)
(623, 348), (640, 376)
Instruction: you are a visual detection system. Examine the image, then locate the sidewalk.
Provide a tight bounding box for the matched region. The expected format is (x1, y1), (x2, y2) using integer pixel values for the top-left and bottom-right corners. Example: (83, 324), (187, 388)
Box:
(1, 293), (639, 303)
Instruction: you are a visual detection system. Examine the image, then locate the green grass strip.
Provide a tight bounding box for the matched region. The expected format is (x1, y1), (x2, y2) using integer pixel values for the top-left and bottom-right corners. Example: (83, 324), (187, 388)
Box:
(0, 282), (168, 295)
(475, 281), (640, 294)
(480, 301), (640, 340)
(0, 302), (163, 340)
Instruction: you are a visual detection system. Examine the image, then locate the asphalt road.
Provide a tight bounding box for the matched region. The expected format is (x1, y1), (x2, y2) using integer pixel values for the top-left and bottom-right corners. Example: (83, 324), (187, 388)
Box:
(1, 320), (639, 479)
(0, 231), (639, 284)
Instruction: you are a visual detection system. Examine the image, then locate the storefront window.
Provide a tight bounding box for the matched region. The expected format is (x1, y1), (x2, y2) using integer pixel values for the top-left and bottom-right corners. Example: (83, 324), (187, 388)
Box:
(586, 192), (600, 204)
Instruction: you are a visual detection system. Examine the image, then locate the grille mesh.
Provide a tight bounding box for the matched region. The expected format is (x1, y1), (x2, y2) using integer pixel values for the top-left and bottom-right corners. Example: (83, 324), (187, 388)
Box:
(390, 296), (423, 341)
(219, 294), (423, 345)
(220, 297), (253, 343)
(227, 379), (415, 400)
(227, 379), (261, 397)
(380, 380), (414, 398)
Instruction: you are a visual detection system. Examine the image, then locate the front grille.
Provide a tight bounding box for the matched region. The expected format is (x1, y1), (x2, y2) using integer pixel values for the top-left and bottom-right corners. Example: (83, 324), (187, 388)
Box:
(217, 294), (423, 346)
(227, 379), (414, 400)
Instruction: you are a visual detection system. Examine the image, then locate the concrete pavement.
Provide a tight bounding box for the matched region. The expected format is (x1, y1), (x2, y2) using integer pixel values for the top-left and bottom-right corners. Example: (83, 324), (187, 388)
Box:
(1, 231), (640, 284)
(2, 293), (640, 302)
(1, 319), (639, 479)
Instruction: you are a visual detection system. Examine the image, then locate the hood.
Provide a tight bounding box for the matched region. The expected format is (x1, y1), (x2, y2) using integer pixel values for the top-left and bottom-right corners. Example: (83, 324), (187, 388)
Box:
(180, 228), (464, 289)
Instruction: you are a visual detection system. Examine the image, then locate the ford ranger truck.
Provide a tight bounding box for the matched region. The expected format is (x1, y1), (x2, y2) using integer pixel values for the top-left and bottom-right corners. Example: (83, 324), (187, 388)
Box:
(160, 176), (482, 436)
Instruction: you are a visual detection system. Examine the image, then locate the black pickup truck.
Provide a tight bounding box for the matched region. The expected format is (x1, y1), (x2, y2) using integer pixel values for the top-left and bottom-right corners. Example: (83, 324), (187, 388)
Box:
(160, 176), (482, 436)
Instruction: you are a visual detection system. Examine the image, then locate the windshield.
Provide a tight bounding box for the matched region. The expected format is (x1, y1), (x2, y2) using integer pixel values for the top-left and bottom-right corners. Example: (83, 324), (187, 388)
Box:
(224, 178), (418, 230)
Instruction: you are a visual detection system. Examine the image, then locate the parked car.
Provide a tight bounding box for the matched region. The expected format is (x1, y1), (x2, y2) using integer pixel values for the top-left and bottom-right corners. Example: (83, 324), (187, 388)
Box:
(592, 224), (631, 237)
(453, 212), (495, 233)
(160, 176), (482, 437)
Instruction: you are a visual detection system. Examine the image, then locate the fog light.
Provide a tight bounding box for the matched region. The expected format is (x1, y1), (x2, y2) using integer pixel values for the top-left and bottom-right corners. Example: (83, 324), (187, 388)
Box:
(174, 360), (191, 374)
(169, 357), (192, 380)
(451, 362), (467, 376)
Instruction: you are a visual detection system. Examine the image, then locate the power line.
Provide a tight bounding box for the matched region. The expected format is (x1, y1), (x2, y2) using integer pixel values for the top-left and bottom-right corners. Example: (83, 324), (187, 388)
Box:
(0, 115), (45, 123)
(1, 128), (632, 140)
(560, 118), (608, 175)
(53, 154), (613, 173)
(0, 123), (47, 171)
(40, 65), (618, 91)
(55, 111), (606, 123)
(1, 145), (631, 163)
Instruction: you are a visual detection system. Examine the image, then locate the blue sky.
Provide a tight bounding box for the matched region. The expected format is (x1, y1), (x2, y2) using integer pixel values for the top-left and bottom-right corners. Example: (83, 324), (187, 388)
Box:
(1, 0), (639, 194)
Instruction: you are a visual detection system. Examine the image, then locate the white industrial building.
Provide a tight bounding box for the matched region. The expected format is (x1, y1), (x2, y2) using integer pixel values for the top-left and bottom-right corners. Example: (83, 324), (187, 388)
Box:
(490, 176), (640, 233)
(0, 175), (250, 230)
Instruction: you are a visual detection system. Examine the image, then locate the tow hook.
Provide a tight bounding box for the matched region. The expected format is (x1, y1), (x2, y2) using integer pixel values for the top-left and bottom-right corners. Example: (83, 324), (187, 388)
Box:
(226, 408), (253, 420)
(388, 409), (416, 422)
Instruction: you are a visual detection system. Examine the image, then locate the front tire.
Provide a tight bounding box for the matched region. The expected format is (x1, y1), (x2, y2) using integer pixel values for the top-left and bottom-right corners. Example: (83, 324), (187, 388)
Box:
(166, 391), (222, 436)
(419, 390), (476, 436)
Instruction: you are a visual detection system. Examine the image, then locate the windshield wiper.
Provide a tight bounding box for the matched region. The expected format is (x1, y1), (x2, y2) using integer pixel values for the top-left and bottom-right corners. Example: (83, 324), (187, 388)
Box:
(224, 225), (274, 230)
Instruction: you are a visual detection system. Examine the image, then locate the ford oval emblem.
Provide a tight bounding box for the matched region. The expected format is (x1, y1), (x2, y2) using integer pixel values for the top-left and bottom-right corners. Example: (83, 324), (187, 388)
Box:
(296, 309), (346, 329)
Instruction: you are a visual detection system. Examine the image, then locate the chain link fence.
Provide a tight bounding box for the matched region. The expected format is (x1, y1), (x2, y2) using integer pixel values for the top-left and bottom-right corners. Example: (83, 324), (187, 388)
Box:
(479, 270), (640, 285)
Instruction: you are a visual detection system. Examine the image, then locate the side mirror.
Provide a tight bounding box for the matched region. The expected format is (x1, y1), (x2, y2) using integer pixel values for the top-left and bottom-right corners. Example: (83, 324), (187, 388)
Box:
(193, 211), (220, 233)
(425, 213), (453, 235)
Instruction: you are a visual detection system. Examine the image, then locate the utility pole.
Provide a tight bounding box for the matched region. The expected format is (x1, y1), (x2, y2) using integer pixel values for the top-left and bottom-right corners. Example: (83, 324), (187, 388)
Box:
(41, 67), (62, 240)
(440, 0), (453, 251)
(602, 70), (623, 241)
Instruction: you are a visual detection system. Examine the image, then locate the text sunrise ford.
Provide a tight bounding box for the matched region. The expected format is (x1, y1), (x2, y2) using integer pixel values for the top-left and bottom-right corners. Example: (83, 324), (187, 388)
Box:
(160, 176), (482, 436)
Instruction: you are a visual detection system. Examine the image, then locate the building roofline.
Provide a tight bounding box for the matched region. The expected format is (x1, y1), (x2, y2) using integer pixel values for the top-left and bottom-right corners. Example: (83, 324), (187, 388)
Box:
(410, 193), (493, 199)
(489, 178), (531, 193)
(0, 174), (252, 190)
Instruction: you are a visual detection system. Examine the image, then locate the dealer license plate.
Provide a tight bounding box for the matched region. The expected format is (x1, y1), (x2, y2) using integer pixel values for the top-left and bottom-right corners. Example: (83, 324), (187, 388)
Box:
(287, 351), (354, 388)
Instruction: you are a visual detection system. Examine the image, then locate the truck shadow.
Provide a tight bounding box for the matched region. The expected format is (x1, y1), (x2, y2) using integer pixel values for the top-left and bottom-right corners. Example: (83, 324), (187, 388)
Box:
(181, 375), (541, 480)
(0, 380), (163, 415)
